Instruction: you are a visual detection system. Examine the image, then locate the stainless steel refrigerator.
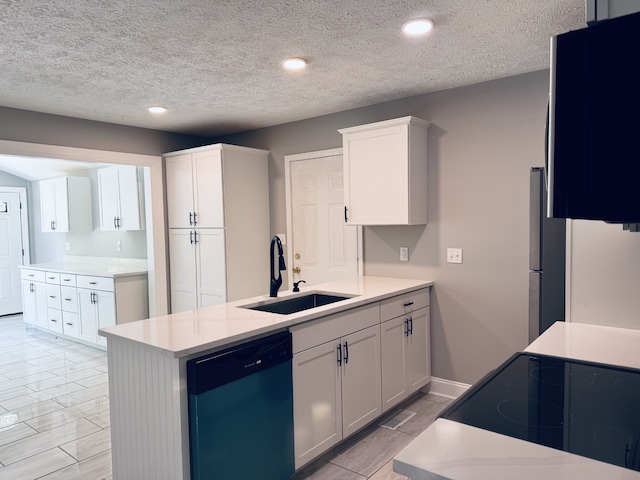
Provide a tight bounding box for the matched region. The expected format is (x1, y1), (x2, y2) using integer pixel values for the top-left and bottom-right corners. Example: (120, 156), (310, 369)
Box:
(529, 167), (566, 343)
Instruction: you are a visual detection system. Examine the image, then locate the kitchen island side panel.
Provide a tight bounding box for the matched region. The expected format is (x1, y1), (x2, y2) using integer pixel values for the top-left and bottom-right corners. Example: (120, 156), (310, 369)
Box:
(108, 339), (189, 480)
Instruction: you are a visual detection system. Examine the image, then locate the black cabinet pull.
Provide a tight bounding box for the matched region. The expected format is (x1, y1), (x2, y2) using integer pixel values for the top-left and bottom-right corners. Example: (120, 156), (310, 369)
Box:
(189, 212), (193, 226)
(50, 318), (57, 323)
(405, 318), (410, 337)
(114, 217), (118, 229)
(193, 231), (198, 244)
(189, 231), (194, 245)
(64, 298), (72, 301)
(193, 212), (198, 225)
(89, 282), (97, 285)
(30, 283), (34, 292)
(49, 295), (56, 299)
(344, 341), (349, 364)
(337, 343), (342, 366)
(408, 316), (413, 335)
(63, 278), (71, 282)
(403, 301), (414, 307)
(65, 322), (73, 326)
(344, 206), (348, 223)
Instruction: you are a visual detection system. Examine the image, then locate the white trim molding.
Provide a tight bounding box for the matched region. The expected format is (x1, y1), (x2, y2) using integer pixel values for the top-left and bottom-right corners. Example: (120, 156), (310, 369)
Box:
(425, 376), (471, 400)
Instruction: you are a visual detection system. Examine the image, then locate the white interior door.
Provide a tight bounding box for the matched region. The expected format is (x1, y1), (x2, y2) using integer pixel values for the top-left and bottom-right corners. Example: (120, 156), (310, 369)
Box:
(0, 192), (25, 315)
(287, 150), (359, 287)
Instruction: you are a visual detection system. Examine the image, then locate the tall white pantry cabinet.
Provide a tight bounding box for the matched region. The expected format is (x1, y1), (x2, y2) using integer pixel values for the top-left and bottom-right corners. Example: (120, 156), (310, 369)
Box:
(164, 144), (271, 313)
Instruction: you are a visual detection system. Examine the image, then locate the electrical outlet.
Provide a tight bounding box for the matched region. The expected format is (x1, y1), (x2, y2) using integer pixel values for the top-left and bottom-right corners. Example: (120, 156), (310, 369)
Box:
(117, 240), (122, 252)
(400, 247), (409, 262)
(276, 233), (286, 245)
(65, 242), (71, 252)
(447, 247), (463, 264)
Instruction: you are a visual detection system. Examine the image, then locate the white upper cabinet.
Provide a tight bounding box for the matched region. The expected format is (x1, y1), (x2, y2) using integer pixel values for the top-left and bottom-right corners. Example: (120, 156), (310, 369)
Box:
(165, 150), (224, 229)
(40, 176), (92, 232)
(339, 116), (430, 225)
(98, 165), (143, 231)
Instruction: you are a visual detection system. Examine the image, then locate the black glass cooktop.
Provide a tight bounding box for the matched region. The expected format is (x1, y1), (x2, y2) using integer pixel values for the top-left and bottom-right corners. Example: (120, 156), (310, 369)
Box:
(439, 353), (640, 471)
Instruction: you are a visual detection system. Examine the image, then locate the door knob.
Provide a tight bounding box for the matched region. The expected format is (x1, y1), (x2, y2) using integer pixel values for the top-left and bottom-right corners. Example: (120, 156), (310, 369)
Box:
(292, 266), (301, 274)
(294, 253), (301, 260)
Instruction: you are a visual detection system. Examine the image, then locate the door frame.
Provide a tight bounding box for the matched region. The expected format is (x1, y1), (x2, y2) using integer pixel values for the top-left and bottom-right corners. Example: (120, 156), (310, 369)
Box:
(284, 147), (363, 288)
(0, 139), (167, 317)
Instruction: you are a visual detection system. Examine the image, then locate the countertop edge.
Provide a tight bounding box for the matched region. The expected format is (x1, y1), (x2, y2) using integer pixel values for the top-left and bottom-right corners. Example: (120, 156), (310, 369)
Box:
(20, 264), (148, 278)
(99, 277), (433, 358)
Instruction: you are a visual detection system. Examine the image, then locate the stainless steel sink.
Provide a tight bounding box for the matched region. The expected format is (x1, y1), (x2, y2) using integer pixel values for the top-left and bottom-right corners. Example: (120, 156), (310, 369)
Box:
(241, 293), (353, 315)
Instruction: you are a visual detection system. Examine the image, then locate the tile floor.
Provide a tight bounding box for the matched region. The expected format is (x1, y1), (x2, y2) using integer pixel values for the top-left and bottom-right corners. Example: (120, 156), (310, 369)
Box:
(0, 314), (451, 480)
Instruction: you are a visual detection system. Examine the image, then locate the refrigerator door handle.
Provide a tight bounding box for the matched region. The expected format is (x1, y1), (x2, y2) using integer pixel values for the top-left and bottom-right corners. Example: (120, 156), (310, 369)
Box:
(529, 271), (542, 343)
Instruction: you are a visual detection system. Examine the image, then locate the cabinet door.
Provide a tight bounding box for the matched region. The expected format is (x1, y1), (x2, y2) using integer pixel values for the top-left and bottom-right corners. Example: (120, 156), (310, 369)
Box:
(293, 340), (342, 469)
(116, 165), (142, 231)
(95, 290), (115, 347)
(52, 177), (70, 232)
(406, 308), (430, 391)
(77, 288), (98, 344)
(166, 154), (195, 228)
(341, 324), (382, 438)
(22, 281), (38, 325)
(39, 179), (57, 232)
(195, 229), (226, 308)
(193, 150), (224, 228)
(343, 125), (408, 225)
(168, 229), (197, 313)
(98, 166), (121, 231)
(380, 315), (408, 412)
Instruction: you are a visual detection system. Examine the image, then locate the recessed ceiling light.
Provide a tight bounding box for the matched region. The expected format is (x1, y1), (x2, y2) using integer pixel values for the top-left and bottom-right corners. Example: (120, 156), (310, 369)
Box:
(282, 58), (307, 70)
(147, 106), (167, 114)
(402, 18), (434, 36)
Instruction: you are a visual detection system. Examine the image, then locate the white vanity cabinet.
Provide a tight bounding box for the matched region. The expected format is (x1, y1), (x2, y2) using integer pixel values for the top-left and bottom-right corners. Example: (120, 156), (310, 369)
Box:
(291, 304), (381, 469)
(98, 165), (143, 231)
(339, 116), (430, 225)
(164, 144), (270, 313)
(380, 288), (431, 412)
(39, 176), (92, 232)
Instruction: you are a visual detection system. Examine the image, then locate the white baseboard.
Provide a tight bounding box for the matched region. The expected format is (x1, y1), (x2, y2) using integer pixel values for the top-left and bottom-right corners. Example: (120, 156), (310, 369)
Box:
(424, 376), (470, 399)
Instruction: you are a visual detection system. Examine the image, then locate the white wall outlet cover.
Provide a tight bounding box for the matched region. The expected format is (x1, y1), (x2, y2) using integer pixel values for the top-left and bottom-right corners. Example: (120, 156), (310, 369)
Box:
(65, 242), (71, 251)
(276, 233), (286, 245)
(447, 247), (463, 264)
(400, 247), (409, 261)
(117, 240), (122, 251)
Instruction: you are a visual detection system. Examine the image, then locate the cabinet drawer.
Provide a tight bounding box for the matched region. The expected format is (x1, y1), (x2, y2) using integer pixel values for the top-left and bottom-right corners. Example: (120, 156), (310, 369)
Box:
(291, 303), (380, 354)
(47, 308), (63, 333)
(21, 269), (45, 282)
(60, 273), (77, 287)
(45, 272), (61, 284)
(62, 312), (80, 338)
(46, 284), (62, 310)
(77, 275), (114, 291)
(380, 288), (429, 321)
(61, 286), (78, 313)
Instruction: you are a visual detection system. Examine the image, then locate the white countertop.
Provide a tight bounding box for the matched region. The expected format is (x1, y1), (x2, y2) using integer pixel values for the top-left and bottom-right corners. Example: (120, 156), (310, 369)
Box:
(21, 256), (148, 278)
(394, 321), (640, 480)
(99, 276), (433, 358)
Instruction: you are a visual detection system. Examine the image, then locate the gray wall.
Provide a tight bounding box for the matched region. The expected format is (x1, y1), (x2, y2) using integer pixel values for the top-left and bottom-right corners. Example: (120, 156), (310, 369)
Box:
(0, 170), (29, 187)
(0, 106), (211, 156)
(214, 70), (549, 384)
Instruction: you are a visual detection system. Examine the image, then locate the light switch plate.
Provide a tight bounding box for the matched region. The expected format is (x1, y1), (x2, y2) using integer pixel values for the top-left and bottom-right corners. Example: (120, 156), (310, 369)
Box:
(447, 247), (463, 264)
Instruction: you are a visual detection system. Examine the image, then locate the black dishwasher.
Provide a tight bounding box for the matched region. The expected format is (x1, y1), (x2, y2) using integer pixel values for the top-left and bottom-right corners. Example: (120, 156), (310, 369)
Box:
(187, 331), (294, 480)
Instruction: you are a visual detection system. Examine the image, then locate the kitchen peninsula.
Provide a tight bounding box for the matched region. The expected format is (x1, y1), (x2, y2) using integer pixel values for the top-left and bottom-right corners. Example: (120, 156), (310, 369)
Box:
(99, 275), (433, 480)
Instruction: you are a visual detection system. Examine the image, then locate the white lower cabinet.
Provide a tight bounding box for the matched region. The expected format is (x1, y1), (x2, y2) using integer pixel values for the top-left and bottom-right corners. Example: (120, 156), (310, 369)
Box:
(291, 287), (431, 471)
(22, 279), (48, 329)
(291, 304), (382, 469)
(78, 288), (115, 347)
(20, 266), (147, 349)
(380, 290), (431, 412)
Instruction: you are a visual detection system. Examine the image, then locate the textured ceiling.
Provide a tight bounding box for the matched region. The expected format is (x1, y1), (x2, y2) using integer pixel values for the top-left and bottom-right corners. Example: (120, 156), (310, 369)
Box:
(0, 0), (585, 137)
